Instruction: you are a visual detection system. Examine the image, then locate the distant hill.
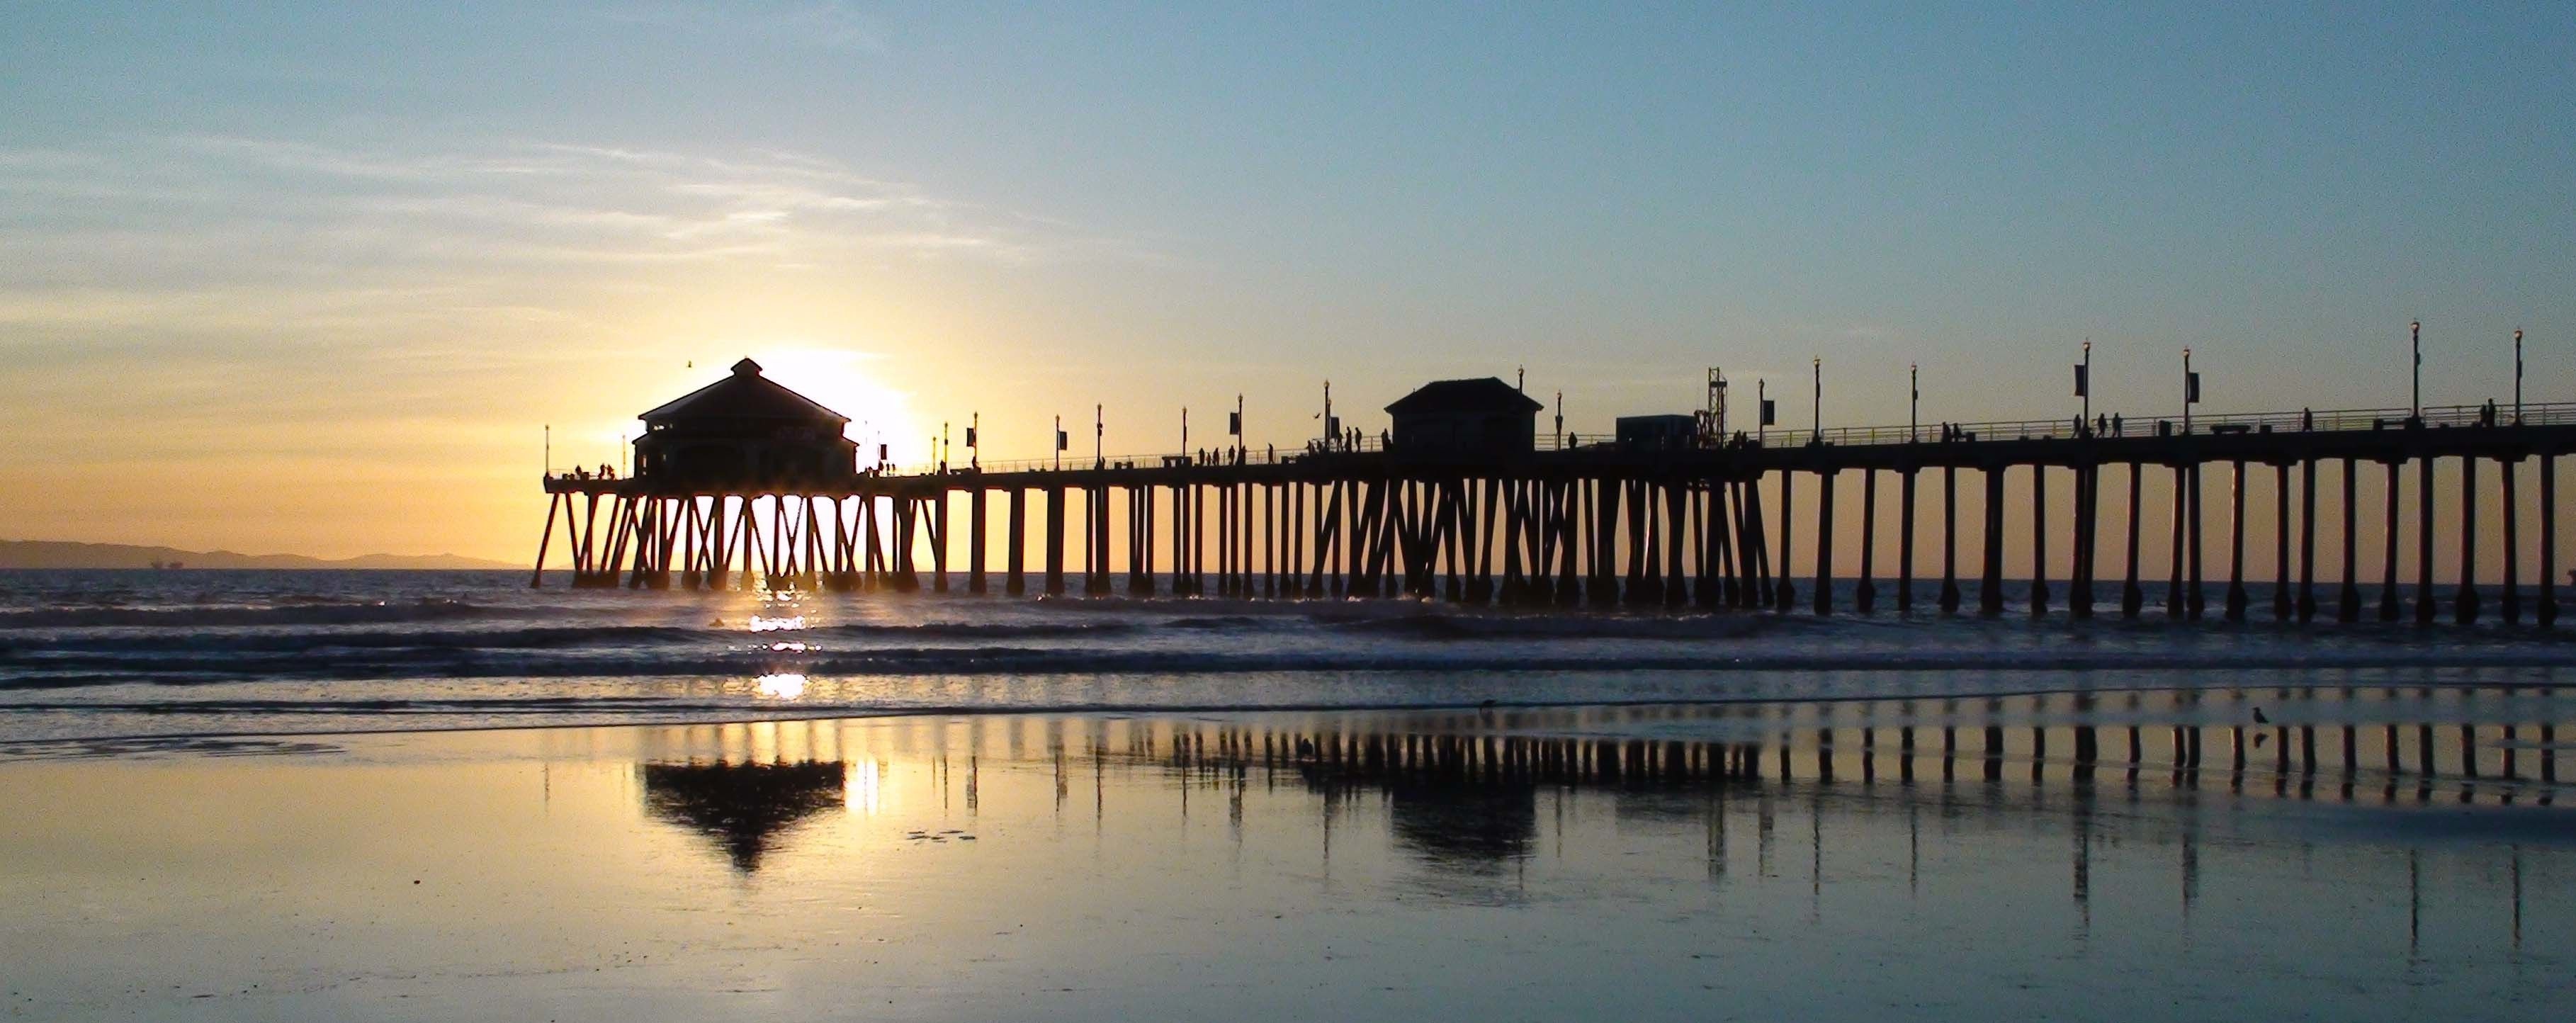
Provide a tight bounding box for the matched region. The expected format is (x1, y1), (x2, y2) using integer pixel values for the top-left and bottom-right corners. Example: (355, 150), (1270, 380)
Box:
(0, 541), (516, 571)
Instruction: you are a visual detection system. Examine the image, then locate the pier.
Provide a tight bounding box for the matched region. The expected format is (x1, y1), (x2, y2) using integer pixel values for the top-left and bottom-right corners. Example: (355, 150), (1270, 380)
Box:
(537, 359), (2576, 626)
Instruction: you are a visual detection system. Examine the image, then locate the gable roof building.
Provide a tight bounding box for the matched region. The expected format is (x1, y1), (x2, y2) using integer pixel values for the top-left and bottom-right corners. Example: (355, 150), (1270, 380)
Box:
(631, 358), (858, 488)
(1384, 376), (1544, 460)
(1383, 377), (1545, 419)
(641, 358), (849, 426)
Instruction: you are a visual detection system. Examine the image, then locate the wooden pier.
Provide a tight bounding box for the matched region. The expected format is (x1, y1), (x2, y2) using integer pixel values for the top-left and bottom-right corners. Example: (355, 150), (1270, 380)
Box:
(537, 368), (2576, 626)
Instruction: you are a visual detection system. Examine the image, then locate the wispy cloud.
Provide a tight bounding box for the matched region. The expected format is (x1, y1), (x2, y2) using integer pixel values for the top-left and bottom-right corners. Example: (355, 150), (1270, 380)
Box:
(0, 134), (1117, 331)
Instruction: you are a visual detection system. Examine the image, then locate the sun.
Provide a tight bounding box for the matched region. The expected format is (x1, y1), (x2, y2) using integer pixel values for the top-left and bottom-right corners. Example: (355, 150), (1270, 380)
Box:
(731, 346), (926, 466)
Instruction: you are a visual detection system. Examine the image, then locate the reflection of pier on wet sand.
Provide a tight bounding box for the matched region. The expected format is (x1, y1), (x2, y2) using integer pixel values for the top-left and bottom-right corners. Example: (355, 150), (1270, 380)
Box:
(11, 691), (2570, 1019)
(604, 689), (2573, 968)
(640, 759), (846, 871)
(626, 688), (2573, 895)
(621, 686), (2575, 822)
(1134, 691), (2567, 808)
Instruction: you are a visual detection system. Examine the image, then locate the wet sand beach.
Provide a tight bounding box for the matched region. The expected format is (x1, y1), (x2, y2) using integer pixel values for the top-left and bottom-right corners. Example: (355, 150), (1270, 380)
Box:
(5, 693), (2571, 1022)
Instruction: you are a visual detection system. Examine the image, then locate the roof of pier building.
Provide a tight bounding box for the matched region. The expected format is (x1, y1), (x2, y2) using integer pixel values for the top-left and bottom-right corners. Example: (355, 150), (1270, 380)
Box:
(1383, 377), (1544, 417)
(640, 358), (849, 426)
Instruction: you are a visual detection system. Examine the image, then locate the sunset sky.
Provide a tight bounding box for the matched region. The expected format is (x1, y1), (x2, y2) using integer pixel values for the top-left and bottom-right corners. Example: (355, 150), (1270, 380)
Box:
(5, 1), (2571, 561)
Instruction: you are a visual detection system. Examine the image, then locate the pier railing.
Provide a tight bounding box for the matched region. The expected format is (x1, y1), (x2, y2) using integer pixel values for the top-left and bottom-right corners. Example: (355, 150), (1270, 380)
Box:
(1749, 400), (2576, 450)
(904, 400), (2576, 475)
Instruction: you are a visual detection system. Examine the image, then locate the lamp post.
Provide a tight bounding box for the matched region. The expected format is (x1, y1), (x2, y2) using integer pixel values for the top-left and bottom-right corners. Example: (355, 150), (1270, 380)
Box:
(1811, 357), (1822, 441)
(1181, 407), (1189, 460)
(1053, 414), (1062, 471)
(2078, 341), (2092, 435)
(1757, 379), (1768, 445)
(2514, 328), (2525, 424)
(1321, 381), (1333, 451)
(1094, 404), (1103, 468)
(1909, 363), (1919, 443)
(2410, 320), (2422, 420)
(2181, 347), (2195, 434)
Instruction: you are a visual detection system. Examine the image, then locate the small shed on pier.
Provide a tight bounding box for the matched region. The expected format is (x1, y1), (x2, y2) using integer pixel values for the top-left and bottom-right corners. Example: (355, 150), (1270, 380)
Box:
(1615, 414), (1698, 453)
(631, 358), (857, 487)
(1384, 377), (1542, 459)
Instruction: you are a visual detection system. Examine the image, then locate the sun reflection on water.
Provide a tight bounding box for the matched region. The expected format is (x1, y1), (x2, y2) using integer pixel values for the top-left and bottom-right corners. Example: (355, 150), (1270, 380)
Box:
(753, 673), (808, 700)
(844, 758), (882, 813)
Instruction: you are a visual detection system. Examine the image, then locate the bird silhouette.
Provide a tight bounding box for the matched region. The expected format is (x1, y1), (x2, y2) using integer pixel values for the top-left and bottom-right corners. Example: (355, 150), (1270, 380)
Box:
(2252, 706), (2271, 725)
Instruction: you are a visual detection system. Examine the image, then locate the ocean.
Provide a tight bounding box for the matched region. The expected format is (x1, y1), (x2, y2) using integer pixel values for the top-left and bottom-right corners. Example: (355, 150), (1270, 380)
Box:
(4, 568), (2570, 746)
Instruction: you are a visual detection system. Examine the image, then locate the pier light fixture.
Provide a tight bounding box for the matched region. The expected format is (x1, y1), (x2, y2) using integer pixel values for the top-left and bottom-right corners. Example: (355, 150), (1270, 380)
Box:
(2514, 328), (2524, 424)
(2410, 320), (2422, 419)
(1812, 357), (1822, 441)
(2076, 341), (2091, 434)
(1909, 363), (1919, 443)
(2181, 347), (2198, 435)
(1757, 378), (1769, 444)
(1321, 381), (1333, 450)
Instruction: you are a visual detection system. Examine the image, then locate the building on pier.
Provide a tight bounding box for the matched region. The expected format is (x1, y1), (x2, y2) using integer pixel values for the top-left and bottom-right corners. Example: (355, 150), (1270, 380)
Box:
(1616, 414), (1699, 453)
(1384, 377), (1542, 460)
(631, 358), (857, 488)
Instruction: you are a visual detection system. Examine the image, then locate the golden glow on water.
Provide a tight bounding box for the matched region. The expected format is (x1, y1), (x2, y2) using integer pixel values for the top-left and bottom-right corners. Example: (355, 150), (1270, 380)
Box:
(844, 757), (883, 814)
(752, 673), (808, 700)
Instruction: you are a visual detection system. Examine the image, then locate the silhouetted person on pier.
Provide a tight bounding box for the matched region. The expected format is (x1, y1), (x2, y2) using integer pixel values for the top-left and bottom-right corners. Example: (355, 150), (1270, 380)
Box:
(2112, 413), (2123, 436)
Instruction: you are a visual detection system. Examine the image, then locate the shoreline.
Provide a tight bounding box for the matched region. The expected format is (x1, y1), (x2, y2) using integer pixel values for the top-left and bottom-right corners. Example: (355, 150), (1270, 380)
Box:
(10, 680), (2575, 764)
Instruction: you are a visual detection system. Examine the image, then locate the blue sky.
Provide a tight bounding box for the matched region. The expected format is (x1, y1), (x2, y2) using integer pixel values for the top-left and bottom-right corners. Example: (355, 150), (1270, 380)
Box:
(4, 1), (2570, 556)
